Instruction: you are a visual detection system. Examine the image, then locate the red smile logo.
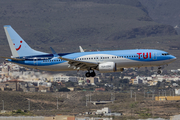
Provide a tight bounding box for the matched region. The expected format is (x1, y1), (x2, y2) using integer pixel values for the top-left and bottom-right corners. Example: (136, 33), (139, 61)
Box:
(14, 40), (22, 51)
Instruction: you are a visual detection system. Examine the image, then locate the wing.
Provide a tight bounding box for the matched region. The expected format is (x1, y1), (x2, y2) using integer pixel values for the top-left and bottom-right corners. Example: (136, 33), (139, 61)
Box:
(59, 56), (98, 70)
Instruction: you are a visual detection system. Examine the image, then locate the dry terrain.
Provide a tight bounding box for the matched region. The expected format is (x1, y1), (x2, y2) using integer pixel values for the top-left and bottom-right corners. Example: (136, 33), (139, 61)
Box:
(0, 91), (180, 119)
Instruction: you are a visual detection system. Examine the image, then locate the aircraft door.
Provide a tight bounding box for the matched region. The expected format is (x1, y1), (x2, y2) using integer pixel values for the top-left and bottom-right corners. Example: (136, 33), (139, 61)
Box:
(153, 52), (157, 60)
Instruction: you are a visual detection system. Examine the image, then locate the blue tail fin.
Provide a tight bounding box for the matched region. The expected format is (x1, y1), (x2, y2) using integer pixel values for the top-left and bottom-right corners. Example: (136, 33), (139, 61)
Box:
(4, 25), (48, 57)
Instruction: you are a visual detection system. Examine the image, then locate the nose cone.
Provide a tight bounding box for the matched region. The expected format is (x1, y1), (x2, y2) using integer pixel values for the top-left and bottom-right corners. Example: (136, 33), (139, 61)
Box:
(170, 55), (176, 61)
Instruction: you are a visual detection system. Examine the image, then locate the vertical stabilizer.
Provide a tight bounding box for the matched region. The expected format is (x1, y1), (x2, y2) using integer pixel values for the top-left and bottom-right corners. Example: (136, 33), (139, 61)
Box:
(4, 25), (19, 57)
(4, 25), (48, 57)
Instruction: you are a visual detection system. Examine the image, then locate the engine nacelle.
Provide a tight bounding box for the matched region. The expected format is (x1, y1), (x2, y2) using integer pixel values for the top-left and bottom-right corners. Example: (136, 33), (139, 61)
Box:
(98, 62), (116, 73)
(98, 62), (124, 73)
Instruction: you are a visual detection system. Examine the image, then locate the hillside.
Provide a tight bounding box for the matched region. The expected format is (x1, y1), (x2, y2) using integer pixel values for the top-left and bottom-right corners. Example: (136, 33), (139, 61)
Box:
(0, 0), (179, 70)
(139, 0), (180, 34)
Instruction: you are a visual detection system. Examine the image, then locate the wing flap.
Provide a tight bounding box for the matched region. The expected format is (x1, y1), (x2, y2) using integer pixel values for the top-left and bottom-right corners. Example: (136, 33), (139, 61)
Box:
(59, 56), (98, 70)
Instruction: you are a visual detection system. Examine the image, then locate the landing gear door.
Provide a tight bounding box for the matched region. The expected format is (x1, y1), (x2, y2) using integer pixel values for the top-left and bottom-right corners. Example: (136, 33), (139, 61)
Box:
(153, 52), (157, 60)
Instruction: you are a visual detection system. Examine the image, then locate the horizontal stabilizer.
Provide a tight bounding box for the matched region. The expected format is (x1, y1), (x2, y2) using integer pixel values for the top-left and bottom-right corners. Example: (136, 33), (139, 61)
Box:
(1, 57), (25, 61)
(50, 47), (59, 57)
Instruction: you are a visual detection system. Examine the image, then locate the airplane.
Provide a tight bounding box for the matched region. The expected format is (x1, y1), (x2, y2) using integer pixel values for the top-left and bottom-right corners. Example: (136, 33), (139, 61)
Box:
(2, 25), (176, 77)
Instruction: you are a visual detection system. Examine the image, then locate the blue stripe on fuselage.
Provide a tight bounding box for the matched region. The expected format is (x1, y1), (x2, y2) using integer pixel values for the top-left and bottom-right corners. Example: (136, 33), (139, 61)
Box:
(16, 53), (73, 60)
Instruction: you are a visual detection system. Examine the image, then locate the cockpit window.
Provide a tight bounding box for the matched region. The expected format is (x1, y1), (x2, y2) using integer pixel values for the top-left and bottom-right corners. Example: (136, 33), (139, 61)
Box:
(162, 53), (169, 56)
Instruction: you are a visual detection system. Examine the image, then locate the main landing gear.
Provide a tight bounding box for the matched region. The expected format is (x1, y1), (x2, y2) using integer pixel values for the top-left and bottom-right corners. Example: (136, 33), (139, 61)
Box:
(85, 70), (96, 77)
(157, 67), (162, 74)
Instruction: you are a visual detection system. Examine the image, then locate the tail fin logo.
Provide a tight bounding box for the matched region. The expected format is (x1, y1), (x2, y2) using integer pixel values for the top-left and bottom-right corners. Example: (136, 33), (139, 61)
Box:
(14, 40), (22, 51)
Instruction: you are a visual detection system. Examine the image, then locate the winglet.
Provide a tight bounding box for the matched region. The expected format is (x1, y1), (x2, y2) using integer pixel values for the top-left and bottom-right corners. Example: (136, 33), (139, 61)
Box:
(79, 46), (84, 52)
(50, 47), (59, 57)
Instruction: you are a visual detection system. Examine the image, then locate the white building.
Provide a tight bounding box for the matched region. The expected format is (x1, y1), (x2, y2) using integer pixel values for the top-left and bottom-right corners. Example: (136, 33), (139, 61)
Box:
(133, 76), (143, 84)
(37, 81), (52, 87)
(96, 107), (111, 114)
(53, 75), (78, 82)
(175, 89), (180, 95)
(123, 76), (131, 80)
(146, 77), (153, 80)
(171, 70), (179, 73)
(76, 117), (112, 120)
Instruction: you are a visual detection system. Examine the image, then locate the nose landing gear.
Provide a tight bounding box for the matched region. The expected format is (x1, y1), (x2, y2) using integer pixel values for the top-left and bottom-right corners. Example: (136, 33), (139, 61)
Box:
(157, 67), (162, 74)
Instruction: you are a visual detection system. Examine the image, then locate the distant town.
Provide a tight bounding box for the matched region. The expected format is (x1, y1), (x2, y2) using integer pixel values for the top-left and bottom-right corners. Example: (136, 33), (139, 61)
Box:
(2, 62), (180, 119)
(1, 61), (180, 95)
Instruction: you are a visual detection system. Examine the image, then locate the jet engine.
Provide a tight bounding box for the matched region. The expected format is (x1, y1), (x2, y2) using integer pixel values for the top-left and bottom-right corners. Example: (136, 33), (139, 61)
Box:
(98, 62), (124, 73)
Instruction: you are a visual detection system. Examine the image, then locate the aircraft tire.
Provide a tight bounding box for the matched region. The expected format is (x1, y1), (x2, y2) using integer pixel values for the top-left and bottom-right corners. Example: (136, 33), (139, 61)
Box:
(85, 72), (90, 77)
(157, 70), (161, 74)
(90, 72), (96, 77)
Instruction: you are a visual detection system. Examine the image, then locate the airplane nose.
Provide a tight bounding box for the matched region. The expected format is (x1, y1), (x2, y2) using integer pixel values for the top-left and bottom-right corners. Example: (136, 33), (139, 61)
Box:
(170, 55), (176, 61)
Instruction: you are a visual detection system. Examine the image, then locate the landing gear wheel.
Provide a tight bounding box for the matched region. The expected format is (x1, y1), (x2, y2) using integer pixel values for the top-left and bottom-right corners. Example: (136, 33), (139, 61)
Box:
(157, 70), (161, 74)
(90, 71), (96, 77)
(85, 70), (96, 77)
(157, 66), (162, 74)
(85, 72), (90, 77)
